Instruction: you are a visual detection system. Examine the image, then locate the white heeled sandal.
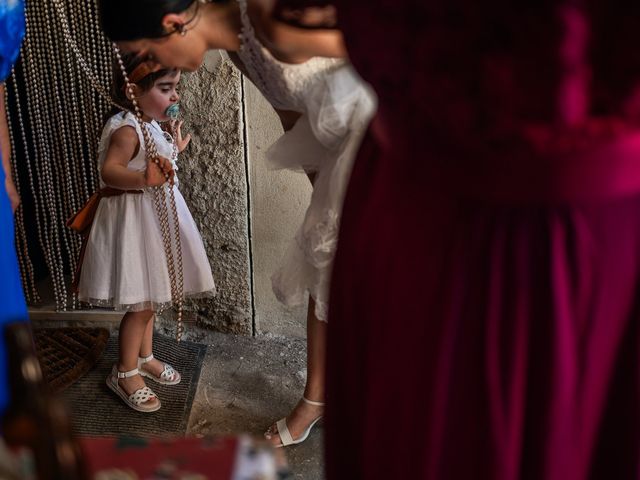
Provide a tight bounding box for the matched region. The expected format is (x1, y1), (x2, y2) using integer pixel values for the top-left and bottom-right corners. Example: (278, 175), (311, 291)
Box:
(106, 365), (161, 413)
(137, 353), (181, 385)
(267, 397), (325, 448)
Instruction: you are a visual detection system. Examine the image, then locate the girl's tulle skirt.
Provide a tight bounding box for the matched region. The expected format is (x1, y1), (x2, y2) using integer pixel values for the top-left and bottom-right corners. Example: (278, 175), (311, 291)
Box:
(78, 187), (215, 311)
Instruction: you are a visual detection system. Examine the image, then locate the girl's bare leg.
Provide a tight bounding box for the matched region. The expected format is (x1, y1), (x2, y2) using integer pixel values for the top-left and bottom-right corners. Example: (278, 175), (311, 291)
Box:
(138, 314), (176, 378)
(117, 309), (158, 407)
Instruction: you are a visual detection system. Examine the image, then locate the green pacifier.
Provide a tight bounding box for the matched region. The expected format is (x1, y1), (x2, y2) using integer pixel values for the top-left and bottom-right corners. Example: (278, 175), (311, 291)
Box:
(165, 103), (180, 119)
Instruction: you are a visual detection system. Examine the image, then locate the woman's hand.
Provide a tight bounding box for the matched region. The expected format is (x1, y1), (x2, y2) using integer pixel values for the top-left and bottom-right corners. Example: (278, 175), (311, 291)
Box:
(4, 177), (20, 213)
(145, 155), (175, 187)
(1, 83), (19, 213)
(171, 120), (191, 153)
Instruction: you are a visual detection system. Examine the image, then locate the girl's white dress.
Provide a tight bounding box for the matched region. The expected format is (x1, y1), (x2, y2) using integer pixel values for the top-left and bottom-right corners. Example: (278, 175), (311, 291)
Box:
(236, 0), (377, 321)
(77, 111), (216, 311)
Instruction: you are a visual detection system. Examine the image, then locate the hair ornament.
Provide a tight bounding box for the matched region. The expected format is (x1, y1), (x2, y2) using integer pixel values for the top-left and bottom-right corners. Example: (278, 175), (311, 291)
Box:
(128, 61), (164, 85)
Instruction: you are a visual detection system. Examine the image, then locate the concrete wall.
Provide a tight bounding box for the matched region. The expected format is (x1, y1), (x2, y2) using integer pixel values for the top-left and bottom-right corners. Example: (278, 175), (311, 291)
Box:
(243, 79), (311, 338)
(174, 51), (310, 338)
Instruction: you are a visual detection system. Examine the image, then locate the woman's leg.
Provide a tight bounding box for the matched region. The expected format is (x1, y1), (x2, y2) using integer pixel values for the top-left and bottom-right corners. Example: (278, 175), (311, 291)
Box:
(117, 309), (158, 407)
(304, 297), (326, 402)
(266, 172), (325, 444)
(139, 313), (155, 360)
(267, 297), (326, 445)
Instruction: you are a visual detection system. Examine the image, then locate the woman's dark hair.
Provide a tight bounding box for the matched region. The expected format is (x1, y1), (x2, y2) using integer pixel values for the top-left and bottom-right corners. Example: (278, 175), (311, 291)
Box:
(272, 1), (339, 29)
(99, 0), (196, 41)
(106, 52), (177, 118)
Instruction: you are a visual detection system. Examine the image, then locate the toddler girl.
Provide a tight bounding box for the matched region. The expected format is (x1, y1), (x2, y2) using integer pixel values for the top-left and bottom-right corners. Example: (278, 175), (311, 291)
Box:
(76, 53), (215, 412)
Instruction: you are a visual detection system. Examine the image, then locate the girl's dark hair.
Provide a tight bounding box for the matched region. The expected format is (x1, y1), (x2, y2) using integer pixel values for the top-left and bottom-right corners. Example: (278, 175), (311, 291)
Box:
(106, 52), (177, 118)
(99, 0), (196, 41)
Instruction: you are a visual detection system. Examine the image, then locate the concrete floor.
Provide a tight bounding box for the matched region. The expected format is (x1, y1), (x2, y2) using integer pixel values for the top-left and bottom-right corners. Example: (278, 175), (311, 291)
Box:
(178, 328), (324, 480)
(32, 309), (324, 479)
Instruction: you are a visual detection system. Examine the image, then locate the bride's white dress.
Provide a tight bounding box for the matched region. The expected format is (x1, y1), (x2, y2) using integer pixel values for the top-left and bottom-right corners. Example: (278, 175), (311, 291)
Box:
(236, 0), (377, 321)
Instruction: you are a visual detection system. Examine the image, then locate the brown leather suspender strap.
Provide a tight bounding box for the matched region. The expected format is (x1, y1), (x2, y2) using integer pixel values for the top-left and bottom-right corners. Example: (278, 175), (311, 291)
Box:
(67, 187), (143, 292)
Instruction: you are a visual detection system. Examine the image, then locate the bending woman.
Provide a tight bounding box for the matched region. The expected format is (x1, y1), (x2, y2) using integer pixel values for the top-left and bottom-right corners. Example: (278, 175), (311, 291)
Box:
(99, 0), (376, 447)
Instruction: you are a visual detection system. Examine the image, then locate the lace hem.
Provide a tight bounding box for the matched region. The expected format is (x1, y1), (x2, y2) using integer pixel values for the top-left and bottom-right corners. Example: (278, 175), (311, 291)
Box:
(78, 289), (216, 313)
(271, 225), (334, 322)
(272, 283), (329, 322)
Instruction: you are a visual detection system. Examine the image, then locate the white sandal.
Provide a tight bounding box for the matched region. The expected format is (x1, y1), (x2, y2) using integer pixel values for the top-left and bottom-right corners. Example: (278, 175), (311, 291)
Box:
(266, 397), (325, 448)
(106, 365), (161, 413)
(137, 353), (181, 385)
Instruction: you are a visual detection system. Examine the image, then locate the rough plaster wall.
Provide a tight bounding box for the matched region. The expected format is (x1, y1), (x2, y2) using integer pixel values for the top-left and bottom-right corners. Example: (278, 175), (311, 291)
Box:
(158, 50), (311, 337)
(244, 79), (311, 338)
(176, 51), (253, 334)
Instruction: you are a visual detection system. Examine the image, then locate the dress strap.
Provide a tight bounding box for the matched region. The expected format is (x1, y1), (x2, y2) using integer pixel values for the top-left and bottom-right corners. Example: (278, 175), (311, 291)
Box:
(237, 0), (255, 38)
(235, 0), (275, 103)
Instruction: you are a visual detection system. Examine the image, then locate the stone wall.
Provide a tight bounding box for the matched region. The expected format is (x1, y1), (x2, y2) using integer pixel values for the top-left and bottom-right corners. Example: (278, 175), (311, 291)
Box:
(178, 52), (252, 335)
(174, 51), (310, 337)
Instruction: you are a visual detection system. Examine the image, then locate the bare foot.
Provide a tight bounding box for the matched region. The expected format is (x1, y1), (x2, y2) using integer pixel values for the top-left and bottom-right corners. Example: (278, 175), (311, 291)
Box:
(265, 399), (324, 447)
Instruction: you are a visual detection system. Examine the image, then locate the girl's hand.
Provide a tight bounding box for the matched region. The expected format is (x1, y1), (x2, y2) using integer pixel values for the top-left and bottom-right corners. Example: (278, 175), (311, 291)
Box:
(171, 120), (191, 153)
(145, 156), (175, 187)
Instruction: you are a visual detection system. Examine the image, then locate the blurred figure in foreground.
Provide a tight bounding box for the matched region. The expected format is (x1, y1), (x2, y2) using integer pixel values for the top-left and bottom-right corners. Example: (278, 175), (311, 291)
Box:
(0, 0), (29, 419)
(321, 1), (640, 478)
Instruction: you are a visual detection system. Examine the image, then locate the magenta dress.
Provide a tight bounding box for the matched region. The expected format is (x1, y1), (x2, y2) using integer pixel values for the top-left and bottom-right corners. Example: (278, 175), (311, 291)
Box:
(325, 2), (640, 479)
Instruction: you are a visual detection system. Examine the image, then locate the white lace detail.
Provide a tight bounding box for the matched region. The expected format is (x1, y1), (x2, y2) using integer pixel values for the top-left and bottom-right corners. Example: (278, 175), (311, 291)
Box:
(296, 208), (340, 269)
(236, 0), (344, 112)
(233, 1), (377, 322)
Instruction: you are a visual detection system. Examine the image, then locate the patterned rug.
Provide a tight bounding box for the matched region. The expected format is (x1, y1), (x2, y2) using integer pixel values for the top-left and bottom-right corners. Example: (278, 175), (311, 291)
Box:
(34, 327), (110, 393)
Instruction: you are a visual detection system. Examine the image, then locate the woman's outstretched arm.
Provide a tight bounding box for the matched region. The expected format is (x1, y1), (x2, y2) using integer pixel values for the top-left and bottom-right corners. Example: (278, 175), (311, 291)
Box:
(251, 0), (347, 62)
(0, 83), (20, 212)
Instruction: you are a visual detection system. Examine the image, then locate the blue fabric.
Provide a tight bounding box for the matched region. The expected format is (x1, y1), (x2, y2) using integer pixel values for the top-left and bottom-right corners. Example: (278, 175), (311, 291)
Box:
(0, 0), (27, 418)
(0, 0), (25, 82)
(0, 167), (27, 418)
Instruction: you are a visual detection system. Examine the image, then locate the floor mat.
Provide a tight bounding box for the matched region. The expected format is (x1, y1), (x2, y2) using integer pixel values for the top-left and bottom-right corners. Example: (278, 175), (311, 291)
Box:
(62, 333), (207, 437)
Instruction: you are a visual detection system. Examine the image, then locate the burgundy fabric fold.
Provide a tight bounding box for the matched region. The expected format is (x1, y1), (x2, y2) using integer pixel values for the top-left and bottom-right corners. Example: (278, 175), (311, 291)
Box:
(326, 2), (640, 479)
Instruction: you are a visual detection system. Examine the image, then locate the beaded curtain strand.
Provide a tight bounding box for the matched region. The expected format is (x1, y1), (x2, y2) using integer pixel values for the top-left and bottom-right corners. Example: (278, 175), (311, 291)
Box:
(5, 0), (185, 338)
(5, 0), (111, 310)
